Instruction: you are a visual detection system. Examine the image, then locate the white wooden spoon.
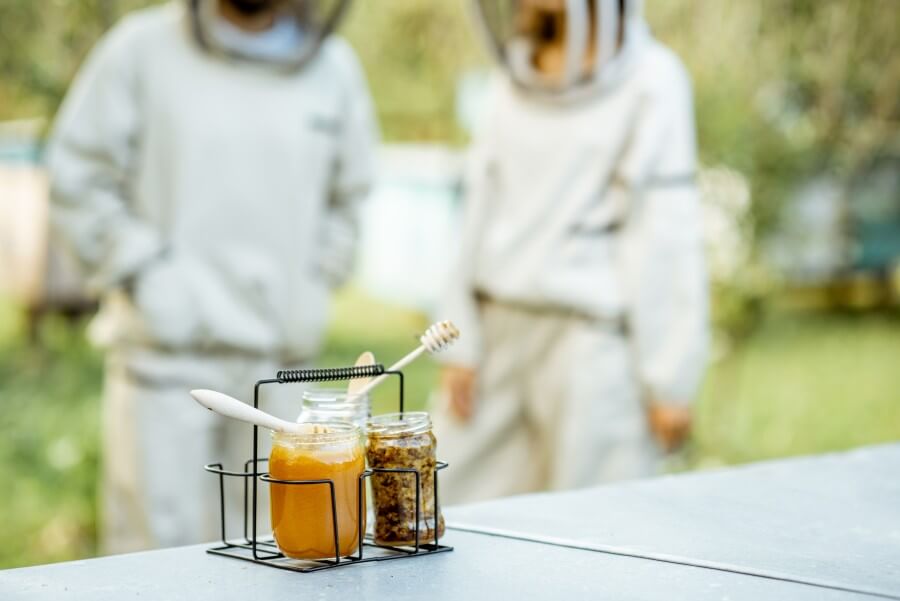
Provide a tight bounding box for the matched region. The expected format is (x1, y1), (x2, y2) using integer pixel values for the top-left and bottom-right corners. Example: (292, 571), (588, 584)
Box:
(190, 389), (304, 434)
(347, 351), (377, 397)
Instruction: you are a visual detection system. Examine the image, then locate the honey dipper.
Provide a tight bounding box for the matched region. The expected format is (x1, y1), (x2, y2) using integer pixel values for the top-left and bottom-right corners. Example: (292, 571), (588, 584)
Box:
(349, 320), (460, 400)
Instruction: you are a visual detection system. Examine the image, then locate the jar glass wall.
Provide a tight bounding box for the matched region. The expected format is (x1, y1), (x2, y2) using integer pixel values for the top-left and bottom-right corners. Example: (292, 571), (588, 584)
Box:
(298, 388), (370, 432)
(268, 422), (365, 559)
(366, 412), (445, 546)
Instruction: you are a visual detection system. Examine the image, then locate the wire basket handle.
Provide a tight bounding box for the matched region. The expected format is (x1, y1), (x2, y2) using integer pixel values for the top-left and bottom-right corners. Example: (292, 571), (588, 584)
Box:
(276, 364), (386, 383)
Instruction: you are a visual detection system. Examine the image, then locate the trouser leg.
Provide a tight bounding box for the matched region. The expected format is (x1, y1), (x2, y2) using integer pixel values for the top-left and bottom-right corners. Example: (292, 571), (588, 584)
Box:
(101, 360), (150, 554)
(528, 318), (659, 490)
(431, 303), (542, 505)
(100, 351), (302, 553)
(100, 356), (219, 553)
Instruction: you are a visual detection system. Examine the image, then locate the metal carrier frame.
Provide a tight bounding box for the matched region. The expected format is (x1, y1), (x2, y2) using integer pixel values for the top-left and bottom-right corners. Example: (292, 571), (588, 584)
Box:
(203, 364), (453, 572)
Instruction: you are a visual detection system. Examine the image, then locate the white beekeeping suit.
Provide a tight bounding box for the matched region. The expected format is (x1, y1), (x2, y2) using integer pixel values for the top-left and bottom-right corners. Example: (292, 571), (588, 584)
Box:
(46, 0), (377, 552)
(433, 0), (708, 504)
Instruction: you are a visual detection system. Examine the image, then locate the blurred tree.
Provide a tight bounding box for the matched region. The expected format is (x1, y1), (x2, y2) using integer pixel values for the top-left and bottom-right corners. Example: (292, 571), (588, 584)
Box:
(647, 1), (899, 337)
(0, 0), (155, 122)
(2, 1), (894, 186)
(649, 0), (899, 232)
(342, 0), (485, 142)
(0, 0), (896, 289)
(0, 0), (485, 140)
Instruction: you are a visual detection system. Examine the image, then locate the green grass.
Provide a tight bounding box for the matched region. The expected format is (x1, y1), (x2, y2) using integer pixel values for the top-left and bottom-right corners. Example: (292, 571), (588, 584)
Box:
(692, 311), (900, 467)
(0, 289), (898, 569)
(0, 303), (102, 568)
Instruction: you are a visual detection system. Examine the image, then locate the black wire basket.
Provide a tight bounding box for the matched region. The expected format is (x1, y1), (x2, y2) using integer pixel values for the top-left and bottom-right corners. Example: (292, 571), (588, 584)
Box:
(203, 364), (453, 572)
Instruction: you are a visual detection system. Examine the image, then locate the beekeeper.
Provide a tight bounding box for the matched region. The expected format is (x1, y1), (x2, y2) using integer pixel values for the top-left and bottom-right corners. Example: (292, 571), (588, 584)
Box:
(433, 0), (709, 504)
(47, 0), (376, 552)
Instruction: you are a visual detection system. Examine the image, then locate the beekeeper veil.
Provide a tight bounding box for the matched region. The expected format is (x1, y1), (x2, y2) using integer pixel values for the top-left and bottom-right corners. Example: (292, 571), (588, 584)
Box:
(472, 0), (649, 101)
(188, 0), (351, 71)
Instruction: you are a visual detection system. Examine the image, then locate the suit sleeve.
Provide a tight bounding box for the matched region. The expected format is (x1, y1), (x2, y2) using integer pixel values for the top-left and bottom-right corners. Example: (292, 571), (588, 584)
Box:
(618, 57), (710, 405)
(317, 40), (379, 288)
(46, 18), (164, 295)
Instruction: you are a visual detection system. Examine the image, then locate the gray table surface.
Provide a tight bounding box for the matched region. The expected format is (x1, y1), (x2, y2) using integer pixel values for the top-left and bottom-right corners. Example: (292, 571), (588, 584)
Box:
(2, 445), (898, 600)
(0, 530), (885, 601)
(446, 443), (900, 599)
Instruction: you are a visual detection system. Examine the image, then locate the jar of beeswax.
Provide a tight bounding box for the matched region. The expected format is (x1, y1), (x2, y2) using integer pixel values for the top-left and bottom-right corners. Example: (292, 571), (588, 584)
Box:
(269, 422), (365, 560)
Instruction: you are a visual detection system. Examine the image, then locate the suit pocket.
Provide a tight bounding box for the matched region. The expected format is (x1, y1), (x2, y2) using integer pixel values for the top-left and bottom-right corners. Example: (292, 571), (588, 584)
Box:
(130, 250), (283, 354)
(130, 257), (201, 349)
(190, 248), (282, 353)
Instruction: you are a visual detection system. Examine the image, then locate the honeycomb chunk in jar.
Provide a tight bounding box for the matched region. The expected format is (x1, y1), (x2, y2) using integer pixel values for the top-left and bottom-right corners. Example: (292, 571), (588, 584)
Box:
(366, 412), (445, 546)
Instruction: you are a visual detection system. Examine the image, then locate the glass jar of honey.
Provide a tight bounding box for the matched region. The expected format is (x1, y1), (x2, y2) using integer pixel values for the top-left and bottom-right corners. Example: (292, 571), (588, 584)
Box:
(298, 388), (370, 432)
(366, 412), (445, 546)
(268, 422), (365, 560)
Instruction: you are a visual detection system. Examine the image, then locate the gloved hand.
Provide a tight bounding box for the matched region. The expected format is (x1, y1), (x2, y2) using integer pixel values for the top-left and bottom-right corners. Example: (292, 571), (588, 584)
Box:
(441, 365), (478, 422)
(646, 402), (692, 452)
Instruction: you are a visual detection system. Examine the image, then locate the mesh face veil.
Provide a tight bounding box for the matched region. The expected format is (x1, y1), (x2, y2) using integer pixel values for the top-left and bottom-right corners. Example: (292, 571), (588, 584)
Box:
(188, 0), (351, 71)
(472, 0), (647, 101)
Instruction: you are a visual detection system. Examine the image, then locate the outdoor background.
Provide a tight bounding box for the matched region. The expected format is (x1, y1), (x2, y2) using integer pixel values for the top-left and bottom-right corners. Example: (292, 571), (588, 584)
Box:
(1, 0), (899, 569)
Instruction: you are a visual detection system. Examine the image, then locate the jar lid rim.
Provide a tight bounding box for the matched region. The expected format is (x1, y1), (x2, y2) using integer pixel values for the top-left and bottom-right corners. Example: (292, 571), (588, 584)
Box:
(367, 411), (432, 436)
(302, 387), (369, 403)
(272, 421), (361, 443)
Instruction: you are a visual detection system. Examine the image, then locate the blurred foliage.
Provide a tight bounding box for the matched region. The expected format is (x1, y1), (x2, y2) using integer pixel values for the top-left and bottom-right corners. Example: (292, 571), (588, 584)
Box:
(648, 0), (900, 239)
(0, 0), (152, 121)
(4, 1), (895, 163)
(0, 303), (102, 567)
(1, 0), (896, 340)
(342, 1), (484, 143)
(644, 1), (900, 340)
(0, 0), (486, 142)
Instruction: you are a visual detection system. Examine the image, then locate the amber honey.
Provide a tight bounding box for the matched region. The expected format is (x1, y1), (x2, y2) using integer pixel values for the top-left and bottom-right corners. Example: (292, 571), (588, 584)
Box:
(269, 423), (365, 560)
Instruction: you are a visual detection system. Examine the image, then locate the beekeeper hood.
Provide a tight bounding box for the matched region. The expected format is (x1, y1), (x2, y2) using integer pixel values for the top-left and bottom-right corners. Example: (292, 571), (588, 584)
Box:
(188, 0), (350, 70)
(472, 0), (649, 101)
